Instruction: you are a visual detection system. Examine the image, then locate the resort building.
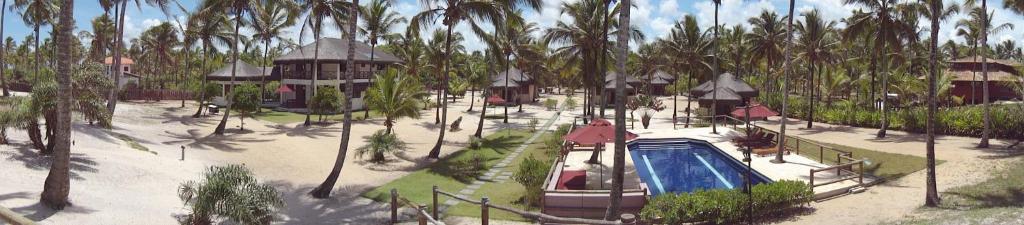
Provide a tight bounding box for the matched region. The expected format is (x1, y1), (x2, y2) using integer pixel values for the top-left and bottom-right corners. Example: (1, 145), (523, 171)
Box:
(490, 68), (537, 105)
(206, 61), (277, 106)
(603, 71), (643, 105)
(690, 72), (758, 115)
(103, 56), (141, 89)
(944, 56), (1023, 103)
(273, 38), (402, 111)
(643, 70), (677, 96)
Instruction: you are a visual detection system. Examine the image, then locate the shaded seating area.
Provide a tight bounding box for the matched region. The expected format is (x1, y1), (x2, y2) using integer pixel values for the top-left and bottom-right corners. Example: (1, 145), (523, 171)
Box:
(689, 73), (759, 115)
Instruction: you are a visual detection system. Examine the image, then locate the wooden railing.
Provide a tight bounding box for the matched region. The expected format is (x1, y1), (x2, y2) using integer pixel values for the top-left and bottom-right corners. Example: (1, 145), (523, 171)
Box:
(428, 186), (637, 225)
(390, 188), (445, 225)
(673, 115), (750, 130)
(0, 206), (36, 225)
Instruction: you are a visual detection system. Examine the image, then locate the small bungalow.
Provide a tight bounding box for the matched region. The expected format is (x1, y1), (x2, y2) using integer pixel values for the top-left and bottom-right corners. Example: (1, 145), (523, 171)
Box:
(690, 72), (759, 115)
(643, 70), (677, 96)
(603, 71), (643, 105)
(205, 61), (277, 106)
(943, 56), (1022, 103)
(490, 68), (537, 105)
(104, 56), (141, 89)
(273, 38), (402, 111)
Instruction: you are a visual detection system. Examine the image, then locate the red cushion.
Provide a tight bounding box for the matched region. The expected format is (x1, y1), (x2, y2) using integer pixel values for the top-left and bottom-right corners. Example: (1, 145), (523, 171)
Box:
(557, 170), (586, 190)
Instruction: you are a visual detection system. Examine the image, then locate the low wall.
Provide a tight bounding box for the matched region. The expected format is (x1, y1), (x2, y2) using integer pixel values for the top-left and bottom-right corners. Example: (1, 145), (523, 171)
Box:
(0, 206), (36, 225)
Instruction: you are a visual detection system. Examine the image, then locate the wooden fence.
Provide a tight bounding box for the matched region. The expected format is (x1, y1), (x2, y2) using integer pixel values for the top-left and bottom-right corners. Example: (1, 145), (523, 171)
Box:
(120, 89), (194, 101)
(389, 187), (638, 225)
(0, 206), (36, 225)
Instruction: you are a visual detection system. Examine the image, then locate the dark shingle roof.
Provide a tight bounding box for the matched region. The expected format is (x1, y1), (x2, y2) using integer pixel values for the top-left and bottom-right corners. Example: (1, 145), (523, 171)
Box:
(491, 68), (532, 87)
(274, 38), (401, 63)
(208, 61), (266, 78)
(604, 71), (642, 84)
(689, 72), (758, 100)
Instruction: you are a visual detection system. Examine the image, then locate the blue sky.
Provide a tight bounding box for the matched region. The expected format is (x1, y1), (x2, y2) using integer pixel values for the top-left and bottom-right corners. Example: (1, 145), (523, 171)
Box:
(4, 0), (1024, 52)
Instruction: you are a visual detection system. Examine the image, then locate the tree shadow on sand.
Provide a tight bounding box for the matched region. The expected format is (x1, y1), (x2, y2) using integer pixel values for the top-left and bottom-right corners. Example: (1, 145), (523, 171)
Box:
(3, 143), (99, 180)
(262, 124), (341, 139)
(0, 191), (98, 222)
(266, 181), (394, 225)
(141, 110), (218, 127)
(160, 129), (274, 152)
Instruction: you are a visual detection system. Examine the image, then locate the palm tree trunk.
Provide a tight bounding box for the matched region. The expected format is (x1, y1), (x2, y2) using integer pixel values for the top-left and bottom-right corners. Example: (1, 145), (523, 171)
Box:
(304, 34), (321, 127)
(774, 0), (795, 164)
(710, 3), (720, 134)
(503, 53), (509, 123)
(181, 47), (190, 108)
(685, 73), (693, 128)
(33, 25), (40, 85)
(260, 38), (271, 113)
(474, 90), (488, 138)
(924, 0), (941, 206)
(427, 23), (455, 159)
(311, 0), (360, 198)
(193, 45), (209, 118)
(806, 62), (815, 128)
(467, 86), (475, 112)
(214, 12), (243, 135)
(604, 0), (630, 219)
(598, 2), (610, 119)
(877, 1), (890, 138)
(40, 0), (74, 209)
(107, 0), (128, 114)
(364, 42), (376, 119)
(979, 0), (991, 147)
(0, 0), (8, 97)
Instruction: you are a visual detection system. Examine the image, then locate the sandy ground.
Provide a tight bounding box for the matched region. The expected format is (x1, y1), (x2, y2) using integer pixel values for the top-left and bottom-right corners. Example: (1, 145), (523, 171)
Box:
(0, 91), (563, 225)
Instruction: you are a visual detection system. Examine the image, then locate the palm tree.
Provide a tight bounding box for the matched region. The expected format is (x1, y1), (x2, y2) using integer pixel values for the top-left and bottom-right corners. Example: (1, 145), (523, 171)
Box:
(1003, 0), (1024, 103)
(356, 130), (407, 163)
(305, 0), (355, 199)
(139, 22), (178, 89)
(965, 0), (1012, 148)
(954, 18), (980, 104)
(87, 15), (115, 62)
(11, 0), (55, 85)
(747, 10), (785, 93)
(298, 0), (347, 127)
(795, 9), (837, 129)
(105, 0), (174, 116)
(365, 68), (427, 133)
(411, 0), (503, 159)
(178, 165), (285, 225)
(206, 0), (260, 135)
(773, 0), (796, 164)
(544, 0), (607, 119)
(709, 0), (721, 134)
(358, 0), (405, 119)
(0, 0), (10, 96)
(922, 0), (959, 207)
(39, 0), (72, 210)
(189, 9), (233, 118)
(464, 59), (487, 112)
(605, 0), (630, 219)
(658, 16), (710, 127)
(252, 0), (298, 112)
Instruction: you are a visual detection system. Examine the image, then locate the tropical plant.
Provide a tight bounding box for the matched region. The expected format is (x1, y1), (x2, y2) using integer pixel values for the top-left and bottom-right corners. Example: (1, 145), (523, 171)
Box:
(205, 0), (262, 135)
(39, 0), (71, 208)
(359, 0), (405, 119)
(657, 15), (710, 126)
(356, 129), (407, 163)
(795, 9), (838, 129)
(364, 68), (427, 133)
(11, 0), (55, 85)
(105, 0), (175, 116)
(230, 83), (261, 130)
(963, 0), (1012, 147)
(188, 5), (233, 118)
(251, 0), (298, 109)
(775, 0), (797, 163)
(309, 87), (343, 122)
(178, 165), (285, 225)
(512, 155), (547, 207)
(606, 0), (633, 219)
(544, 99), (558, 111)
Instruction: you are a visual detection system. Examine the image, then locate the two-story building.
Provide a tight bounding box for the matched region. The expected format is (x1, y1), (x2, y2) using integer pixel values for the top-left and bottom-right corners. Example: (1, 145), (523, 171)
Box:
(206, 60), (277, 106)
(273, 38), (402, 111)
(945, 56), (1022, 103)
(104, 56), (142, 89)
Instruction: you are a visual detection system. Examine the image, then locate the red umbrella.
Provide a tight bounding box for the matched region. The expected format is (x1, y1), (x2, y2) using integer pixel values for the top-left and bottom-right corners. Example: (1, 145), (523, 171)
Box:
(276, 85), (293, 93)
(486, 95), (506, 105)
(729, 104), (778, 119)
(563, 119), (638, 145)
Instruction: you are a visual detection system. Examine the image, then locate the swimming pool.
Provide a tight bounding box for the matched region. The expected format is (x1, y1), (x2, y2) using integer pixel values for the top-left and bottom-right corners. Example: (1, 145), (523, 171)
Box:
(628, 139), (771, 196)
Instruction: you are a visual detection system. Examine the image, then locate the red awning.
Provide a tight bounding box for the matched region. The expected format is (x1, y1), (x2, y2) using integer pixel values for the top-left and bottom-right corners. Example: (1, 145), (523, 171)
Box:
(563, 119), (638, 145)
(730, 104), (778, 119)
(486, 95), (506, 105)
(276, 85), (293, 93)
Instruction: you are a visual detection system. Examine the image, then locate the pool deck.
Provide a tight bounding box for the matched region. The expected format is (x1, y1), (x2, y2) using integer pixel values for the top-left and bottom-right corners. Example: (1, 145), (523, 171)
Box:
(562, 148), (643, 190)
(630, 127), (869, 199)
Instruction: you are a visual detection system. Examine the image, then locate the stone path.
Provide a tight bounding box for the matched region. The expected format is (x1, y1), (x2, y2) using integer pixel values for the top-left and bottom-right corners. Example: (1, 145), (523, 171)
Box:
(438, 104), (565, 213)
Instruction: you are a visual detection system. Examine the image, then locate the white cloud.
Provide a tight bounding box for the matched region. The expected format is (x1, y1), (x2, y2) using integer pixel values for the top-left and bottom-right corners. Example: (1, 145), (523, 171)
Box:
(659, 0), (679, 15)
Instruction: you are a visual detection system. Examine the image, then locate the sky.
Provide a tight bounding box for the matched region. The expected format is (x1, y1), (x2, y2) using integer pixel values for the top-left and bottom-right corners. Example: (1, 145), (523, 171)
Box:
(4, 0), (1024, 53)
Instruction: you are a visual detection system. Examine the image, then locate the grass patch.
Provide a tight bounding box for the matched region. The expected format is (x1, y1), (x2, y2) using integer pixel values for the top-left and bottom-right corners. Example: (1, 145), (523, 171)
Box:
(247, 108), (382, 124)
(109, 132), (156, 155)
(942, 158), (1024, 208)
(782, 137), (940, 180)
(362, 130), (533, 206)
(445, 130), (557, 221)
(885, 207), (1024, 225)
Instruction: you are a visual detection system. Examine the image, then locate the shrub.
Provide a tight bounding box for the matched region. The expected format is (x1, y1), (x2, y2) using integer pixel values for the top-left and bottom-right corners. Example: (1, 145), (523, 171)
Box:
(231, 84), (261, 130)
(178, 165), (284, 225)
(468, 135), (483, 149)
(355, 130), (407, 163)
(309, 88), (344, 122)
(640, 180), (812, 224)
(544, 99), (558, 111)
(448, 153), (489, 182)
(564, 97), (578, 111)
(528, 118), (540, 132)
(512, 155), (548, 207)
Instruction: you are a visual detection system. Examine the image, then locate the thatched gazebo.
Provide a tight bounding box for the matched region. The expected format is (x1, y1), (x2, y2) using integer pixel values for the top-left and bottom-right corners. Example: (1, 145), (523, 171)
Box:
(689, 73), (759, 115)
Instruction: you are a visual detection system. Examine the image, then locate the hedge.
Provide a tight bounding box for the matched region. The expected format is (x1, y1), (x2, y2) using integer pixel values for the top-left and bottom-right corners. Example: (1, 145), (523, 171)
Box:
(640, 180), (813, 224)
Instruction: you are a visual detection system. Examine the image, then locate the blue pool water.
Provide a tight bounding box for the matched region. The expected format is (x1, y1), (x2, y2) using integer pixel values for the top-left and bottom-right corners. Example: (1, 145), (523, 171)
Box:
(629, 139), (771, 195)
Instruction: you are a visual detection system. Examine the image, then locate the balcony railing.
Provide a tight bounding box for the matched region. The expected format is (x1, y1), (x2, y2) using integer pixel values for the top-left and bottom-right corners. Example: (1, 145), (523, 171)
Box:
(283, 71), (375, 80)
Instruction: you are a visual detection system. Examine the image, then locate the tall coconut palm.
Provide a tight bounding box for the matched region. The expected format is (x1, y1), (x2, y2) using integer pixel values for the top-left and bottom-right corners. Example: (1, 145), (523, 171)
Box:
(922, 0), (959, 207)
(544, 0), (608, 118)
(1004, 0), (1024, 103)
(206, 0), (261, 135)
(605, 0), (630, 219)
(251, 0), (298, 112)
(139, 22), (178, 89)
(795, 9), (837, 129)
(297, 0), (347, 127)
(88, 15), (115, 62)
(189, 9), (233, 118)
(709, 0), (721, 134)
(0, 0), (10, 96)
(358, 0), (405, 119)
(773, 0), (797, 164)
(965, 0), (1012, 148)
(39, 0), (72, 210)
(11, 0), (55, 85)
(105, 0), (174, 116)
(658, 16), (710, 127)
(365, 68), (427, 133)
(955, 14), (982, 104)
(747, 10), (786, 93)
(309, 0), (357, 199)
(411, 0), (503, 159)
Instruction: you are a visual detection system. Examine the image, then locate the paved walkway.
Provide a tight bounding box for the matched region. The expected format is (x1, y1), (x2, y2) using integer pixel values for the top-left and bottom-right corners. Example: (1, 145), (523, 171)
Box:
(752, 117), (1023, 224)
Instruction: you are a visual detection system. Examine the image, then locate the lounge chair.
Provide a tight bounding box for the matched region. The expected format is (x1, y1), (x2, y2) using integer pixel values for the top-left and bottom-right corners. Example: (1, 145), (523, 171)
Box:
(753, 147), (790, 157)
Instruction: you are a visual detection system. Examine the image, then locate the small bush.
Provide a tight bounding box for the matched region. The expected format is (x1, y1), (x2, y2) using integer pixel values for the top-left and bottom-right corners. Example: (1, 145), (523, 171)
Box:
(640, 180), (812, 224)
(355, 130), (407, 163)
(448, 153), (489, 182)
(544, 99), (558, 111)
(468, 135), (483, 149)
(564, 97), (578, 111)
(528, 118), (540, 132)
(512, 155), (548, 207)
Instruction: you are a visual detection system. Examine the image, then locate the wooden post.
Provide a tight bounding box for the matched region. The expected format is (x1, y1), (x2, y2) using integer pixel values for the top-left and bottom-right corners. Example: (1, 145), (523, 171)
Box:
(180, 146), (185, 161)
(795, 139), (800, 155)
(836, 153), (842, 176)
(418, 204), (428, 225)
(859, 161), (864, 184)
(431, 186), (439, 219)
(818, 146), (823, 163)
(621, 213), (637, 225)
(390, 189), (398, 224)
(481, 197), (490, 225)
(809, 170), (815, 188)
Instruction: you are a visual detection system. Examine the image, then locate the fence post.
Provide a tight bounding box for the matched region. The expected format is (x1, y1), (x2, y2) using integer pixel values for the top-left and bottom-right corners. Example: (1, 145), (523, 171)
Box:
(836, 153), (842, 175)
(418, 204), (428, 225)
(432, 186), (439, 219)
(818, 146), (823, 163)
(390, 189), (399, 224)
(481, 197), (490, 225)
(795, 139), (800, 155)
(620, 213), (637, 225)
(859, 161), (864, 184)
(809, 170), (815, 188)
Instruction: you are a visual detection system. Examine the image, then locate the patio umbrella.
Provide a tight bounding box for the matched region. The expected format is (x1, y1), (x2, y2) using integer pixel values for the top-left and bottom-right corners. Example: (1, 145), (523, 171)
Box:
(276, 85), (293, 93)
(486, 95), (506, 105)
(729, 104), (778, 119)
(563, 119), (638, 145)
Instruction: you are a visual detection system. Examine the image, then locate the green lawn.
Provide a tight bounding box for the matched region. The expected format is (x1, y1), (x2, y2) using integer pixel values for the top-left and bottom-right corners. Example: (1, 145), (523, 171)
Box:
(244, 108), (383, 124)
(781, 136), (939, 181)
(362, 130), (534, 206)
(444, 129), (558, 221)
